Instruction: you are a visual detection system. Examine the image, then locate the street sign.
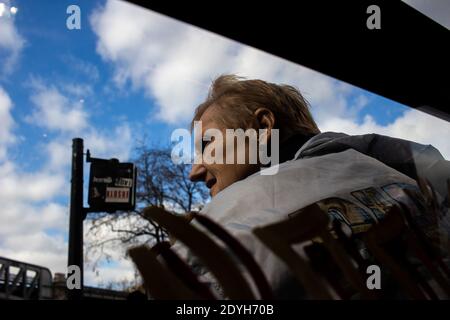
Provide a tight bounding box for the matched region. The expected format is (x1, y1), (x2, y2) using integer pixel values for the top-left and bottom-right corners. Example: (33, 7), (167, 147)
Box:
(87, 157), (137, 213)
(69, 141), (138, 300)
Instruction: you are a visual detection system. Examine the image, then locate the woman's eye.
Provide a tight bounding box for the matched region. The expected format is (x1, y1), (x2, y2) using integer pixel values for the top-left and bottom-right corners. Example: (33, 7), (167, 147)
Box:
(202, 138), (214, 153)
(202, 139), (210, 153)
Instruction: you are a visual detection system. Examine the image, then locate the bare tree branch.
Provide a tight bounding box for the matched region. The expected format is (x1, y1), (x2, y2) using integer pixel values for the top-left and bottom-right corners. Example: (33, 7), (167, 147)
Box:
(86, 144), (209, 275)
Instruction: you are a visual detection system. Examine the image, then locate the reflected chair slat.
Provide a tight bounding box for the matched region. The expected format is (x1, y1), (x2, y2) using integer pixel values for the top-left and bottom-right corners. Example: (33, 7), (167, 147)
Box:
(128, 245), (201, 299)
(254, 203), (374, 299)
(142, 206), (256, 299)
(192, 213), (273, 300)
(150, 241), (216, 299)
(363, 205), (450, 299)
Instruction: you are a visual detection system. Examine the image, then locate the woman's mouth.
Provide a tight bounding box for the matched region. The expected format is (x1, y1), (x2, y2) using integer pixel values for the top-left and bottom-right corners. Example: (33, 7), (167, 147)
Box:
(206, 177), (217, 189)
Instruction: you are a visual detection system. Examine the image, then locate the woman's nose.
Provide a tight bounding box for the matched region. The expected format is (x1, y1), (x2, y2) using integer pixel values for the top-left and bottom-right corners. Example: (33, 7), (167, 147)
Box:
(189, 163), (207, 181)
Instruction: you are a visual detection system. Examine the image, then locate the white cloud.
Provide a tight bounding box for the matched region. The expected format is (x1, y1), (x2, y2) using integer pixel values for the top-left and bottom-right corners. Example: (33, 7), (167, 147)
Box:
(84, 215), (147, 259)
(46, 140), (72, 172)
(0, 9), (137, 282)
(90, 0), (449, 159)
(0, 87), (65, 214)
(62, 83), (94, 98)
(42, 125), (133, 179)
(0, 88), (67, 274)
(0, 161), (66, 202)
(83, 214), (146, 287)
(90, 0), (360, 125)
(320, 108), (450, 159)
(0, 80), (134, 285)
(0, 185), (68, 237)
(0, 163), (69, 276)
(0, 86), (15, 159)
(0, 1), (25, 75)
(84, 124), (132, 161)
(62, 55), (100, 82)
(28, 84), (88, 134)
(27, 77), (133, 163)
(0, 144), (132, 284)
(84, 259), (137, 289)
(0, 231), (67, 276)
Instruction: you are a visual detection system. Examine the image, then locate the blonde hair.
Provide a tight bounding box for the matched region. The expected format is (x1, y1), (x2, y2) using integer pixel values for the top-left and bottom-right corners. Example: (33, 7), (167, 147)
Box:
(191, 74), (320, 141)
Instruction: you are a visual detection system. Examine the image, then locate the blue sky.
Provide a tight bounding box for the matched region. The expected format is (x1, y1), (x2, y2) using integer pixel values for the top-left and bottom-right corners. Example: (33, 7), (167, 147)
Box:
(6, 1), (174, 167)
(1, 0), (449, 287)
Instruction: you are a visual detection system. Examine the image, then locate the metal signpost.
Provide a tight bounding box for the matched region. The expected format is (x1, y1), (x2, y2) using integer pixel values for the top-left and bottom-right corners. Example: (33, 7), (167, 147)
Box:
(67, 138), (137, 300)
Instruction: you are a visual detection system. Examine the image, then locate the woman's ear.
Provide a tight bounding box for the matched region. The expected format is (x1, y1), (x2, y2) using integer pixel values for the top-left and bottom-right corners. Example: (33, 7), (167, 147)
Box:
(254, 108), (275, 143)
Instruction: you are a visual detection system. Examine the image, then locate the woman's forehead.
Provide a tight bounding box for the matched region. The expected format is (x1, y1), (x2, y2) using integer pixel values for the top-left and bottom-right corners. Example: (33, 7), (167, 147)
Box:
(199, 104), (224, 129)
